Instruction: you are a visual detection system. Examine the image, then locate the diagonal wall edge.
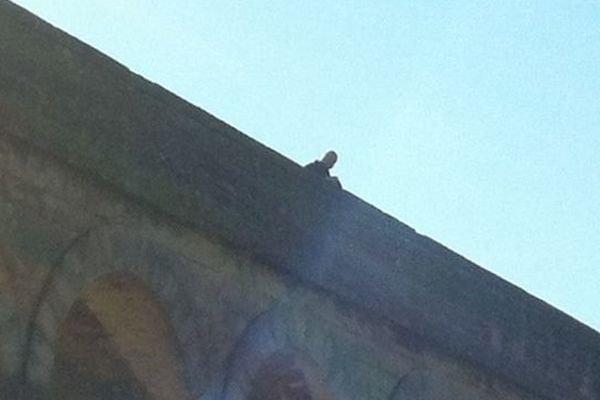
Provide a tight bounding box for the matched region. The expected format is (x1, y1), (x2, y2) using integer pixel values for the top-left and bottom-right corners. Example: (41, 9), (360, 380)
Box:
(0, 1), (598, 399)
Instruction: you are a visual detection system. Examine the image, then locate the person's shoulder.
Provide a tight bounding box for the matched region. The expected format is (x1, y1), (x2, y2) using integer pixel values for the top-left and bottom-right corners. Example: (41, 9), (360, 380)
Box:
(304, 161), (329, 177)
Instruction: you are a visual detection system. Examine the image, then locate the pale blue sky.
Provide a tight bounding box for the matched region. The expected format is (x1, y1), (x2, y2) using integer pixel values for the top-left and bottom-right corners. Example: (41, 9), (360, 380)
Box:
(13, 0), (600, 331)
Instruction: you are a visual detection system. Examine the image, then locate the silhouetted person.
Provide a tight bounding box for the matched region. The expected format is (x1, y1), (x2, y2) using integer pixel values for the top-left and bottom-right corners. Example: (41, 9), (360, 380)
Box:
(304, 151), (341, 189)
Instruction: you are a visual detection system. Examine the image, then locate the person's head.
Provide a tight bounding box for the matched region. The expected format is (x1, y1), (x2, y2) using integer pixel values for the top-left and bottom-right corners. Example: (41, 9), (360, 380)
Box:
(321, 151), (338, 169)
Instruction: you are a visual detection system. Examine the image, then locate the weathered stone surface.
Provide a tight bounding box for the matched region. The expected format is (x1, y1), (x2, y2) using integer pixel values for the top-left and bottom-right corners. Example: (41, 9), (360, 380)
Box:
(0, 1), (599, 399)
(0, 134), (535, 399)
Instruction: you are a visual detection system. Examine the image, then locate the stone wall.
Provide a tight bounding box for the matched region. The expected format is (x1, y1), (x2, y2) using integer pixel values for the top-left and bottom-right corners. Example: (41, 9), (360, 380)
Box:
(1, 1), (599, 399)
(0, 132), (531, 400)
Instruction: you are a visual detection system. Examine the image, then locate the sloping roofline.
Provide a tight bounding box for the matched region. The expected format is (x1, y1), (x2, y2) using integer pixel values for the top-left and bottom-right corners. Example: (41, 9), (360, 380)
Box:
(0, 2), (598, 399)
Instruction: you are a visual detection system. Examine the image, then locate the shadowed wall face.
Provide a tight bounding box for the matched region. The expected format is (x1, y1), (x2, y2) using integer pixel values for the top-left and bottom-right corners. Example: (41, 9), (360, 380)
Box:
(249, 357), (313, 400)
(51, 273), (189, 400)
(247, 352), (333, 400)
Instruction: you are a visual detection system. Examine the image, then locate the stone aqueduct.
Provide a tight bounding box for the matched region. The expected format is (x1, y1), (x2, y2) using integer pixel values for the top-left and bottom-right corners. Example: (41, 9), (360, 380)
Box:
(1, 1), (599, 399)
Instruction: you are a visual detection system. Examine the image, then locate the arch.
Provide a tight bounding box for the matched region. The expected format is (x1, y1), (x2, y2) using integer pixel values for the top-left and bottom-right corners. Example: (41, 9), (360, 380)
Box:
(389, 369), (488, 400)
(245, 350), (333, 400)
(51, 271), (189, 400)
(24, 225), (204, 397)
(222, 312), (336, 400)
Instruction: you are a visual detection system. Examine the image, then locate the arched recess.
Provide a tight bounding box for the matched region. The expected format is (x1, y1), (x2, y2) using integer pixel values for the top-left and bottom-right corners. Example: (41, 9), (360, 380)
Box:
(24, 225), (204, 398)
(222, 312), (337, 400)
(51, 272), (188, 400)
(389, 369), (491, 400)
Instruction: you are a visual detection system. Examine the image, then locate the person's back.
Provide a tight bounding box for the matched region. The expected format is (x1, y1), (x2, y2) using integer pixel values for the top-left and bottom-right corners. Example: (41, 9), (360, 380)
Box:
(304, 151), (341, 188)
